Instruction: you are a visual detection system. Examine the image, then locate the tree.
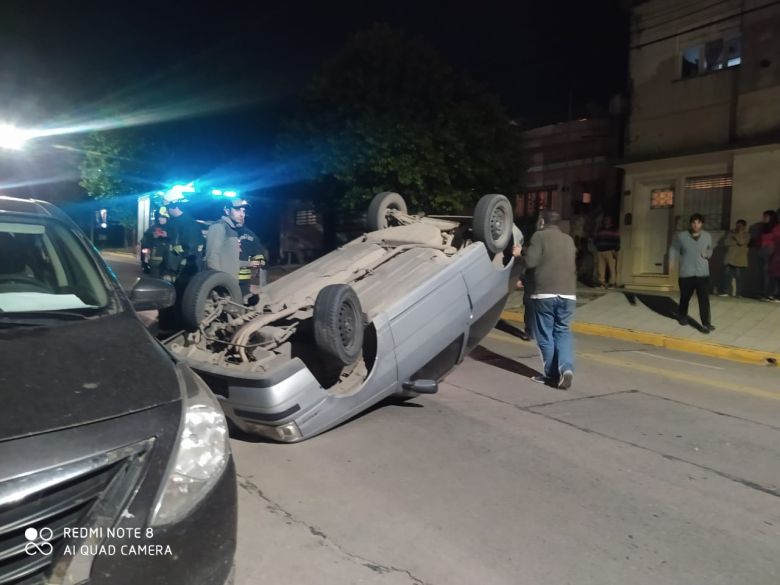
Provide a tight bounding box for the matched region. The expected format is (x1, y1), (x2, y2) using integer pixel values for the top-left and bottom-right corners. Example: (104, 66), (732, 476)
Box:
(78, 131), (142, 246)
(280, 24), (523, 215)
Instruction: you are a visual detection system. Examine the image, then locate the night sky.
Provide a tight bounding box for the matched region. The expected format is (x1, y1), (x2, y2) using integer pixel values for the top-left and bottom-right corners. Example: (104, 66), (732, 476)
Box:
(0, 0), (628, 200)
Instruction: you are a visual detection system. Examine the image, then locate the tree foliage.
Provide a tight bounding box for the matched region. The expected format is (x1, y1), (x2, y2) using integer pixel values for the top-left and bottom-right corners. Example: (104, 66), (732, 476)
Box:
(78, 131), (141, 240)
(281, 25), (523, 214)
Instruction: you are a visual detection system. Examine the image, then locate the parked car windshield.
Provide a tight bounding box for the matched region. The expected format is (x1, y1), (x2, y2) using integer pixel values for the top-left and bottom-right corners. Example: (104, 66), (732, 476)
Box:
(0, 217), (117, 318)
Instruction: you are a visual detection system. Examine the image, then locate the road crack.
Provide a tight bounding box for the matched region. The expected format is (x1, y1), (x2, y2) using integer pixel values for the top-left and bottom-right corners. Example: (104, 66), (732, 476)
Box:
(522, 412), (780, 499)
(450, 381), (637, 410)
(450, 385), (780, 499)
(237, 474), (433, 584)
(634, 391), (780, 432)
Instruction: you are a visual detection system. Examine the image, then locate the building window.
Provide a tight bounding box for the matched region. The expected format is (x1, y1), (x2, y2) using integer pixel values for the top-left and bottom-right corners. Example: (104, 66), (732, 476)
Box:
(515, 187), (558, 218)
(682, 175), (732, 230)
(295, 209), (319, 226)
(650, 188), (674, 209)
(681, 35), (741, 78)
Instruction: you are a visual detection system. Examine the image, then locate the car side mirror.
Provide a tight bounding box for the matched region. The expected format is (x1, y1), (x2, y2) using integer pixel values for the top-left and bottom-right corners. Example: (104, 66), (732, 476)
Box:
(130, 277), (176, 311)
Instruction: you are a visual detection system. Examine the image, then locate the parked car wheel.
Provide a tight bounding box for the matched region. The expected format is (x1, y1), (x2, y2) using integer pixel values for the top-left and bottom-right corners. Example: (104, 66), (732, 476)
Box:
(473, 194), (513, 254)
(313, 284), (364, 366)
(181, 270), (243, 332)
(367, 192), (408, 231)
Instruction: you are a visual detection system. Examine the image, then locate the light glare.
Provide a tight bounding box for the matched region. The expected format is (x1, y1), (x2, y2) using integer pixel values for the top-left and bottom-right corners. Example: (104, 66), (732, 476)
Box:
(0, 124), (30, 150)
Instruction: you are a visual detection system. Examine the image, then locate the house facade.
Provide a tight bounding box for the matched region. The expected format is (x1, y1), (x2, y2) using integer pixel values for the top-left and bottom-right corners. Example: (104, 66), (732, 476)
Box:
(517, 111), (624, 230)
(619, 0), (780, 291)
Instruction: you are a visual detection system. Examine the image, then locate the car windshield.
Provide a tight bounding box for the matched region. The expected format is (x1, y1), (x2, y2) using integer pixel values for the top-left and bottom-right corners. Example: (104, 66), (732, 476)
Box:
(0, 217), (118, 319)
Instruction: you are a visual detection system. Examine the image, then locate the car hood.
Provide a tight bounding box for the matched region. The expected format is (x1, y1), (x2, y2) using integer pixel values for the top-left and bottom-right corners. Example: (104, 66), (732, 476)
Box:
(0, 312), (181, 442)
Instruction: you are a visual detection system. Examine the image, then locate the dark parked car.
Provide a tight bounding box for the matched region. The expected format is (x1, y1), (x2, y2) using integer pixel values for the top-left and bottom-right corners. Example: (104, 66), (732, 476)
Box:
(0, 196), (236, 585)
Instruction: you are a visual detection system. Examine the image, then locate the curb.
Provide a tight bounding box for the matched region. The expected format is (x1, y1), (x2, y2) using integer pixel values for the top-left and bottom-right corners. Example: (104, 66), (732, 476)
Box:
(500, 310), (780, 367)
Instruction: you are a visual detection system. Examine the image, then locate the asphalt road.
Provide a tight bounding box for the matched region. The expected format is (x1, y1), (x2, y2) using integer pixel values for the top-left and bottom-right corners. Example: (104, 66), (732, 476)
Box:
(104, 252), (780, 585)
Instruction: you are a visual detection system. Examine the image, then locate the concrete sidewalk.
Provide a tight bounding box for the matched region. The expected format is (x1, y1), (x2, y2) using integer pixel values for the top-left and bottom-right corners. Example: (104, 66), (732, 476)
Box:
(503, 287), (780, 366)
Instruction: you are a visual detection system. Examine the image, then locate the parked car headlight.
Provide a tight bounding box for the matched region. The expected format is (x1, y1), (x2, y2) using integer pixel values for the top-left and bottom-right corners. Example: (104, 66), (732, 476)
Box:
(150, 367), (230, 526)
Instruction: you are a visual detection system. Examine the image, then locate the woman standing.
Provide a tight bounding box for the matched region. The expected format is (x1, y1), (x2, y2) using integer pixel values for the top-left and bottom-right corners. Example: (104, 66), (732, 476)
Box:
(758, 210), (780, 300)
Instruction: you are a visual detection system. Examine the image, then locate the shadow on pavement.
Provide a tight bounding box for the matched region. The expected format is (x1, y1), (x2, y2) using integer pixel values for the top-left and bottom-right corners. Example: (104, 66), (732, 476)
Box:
(622, 291), (707, 332)
(495, 319), (531, 341)
(470, 345), (541, 379)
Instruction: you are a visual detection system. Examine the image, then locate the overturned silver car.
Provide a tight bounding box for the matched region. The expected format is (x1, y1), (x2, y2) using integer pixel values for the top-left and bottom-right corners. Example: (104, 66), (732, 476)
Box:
(164, 192), (521, 442)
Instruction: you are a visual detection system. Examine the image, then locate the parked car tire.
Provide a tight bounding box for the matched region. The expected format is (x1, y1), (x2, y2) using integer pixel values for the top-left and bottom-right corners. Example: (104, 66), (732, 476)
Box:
(367, 192), (408, 231)
(181, 270), (243, 332)
(473, 194), (513, 254)
(313, 284), (364, 367)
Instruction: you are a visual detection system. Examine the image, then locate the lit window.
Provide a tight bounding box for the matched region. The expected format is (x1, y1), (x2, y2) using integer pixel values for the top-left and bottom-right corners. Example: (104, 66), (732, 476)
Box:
(681, 35), (741, 78)
(681, 175), (732, 230)
(518, 188), (558, 217)
(295, 209), (319, 226)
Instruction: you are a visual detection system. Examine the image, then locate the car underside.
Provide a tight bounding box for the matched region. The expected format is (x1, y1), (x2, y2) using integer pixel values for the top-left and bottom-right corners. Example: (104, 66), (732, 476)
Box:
(164, 192), (520, 441)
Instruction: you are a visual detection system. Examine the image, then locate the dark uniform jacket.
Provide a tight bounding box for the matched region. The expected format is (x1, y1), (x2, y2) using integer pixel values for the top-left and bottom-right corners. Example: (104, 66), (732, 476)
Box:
(168, 211), (205, 277)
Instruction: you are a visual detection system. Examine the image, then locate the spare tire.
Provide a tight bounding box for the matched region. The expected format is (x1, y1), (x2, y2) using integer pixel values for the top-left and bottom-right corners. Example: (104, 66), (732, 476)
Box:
(367, 192), (408, 231)
(313, 284), (364, 367)
(181, 270), (243, 332)
(472, 194), (513, 254)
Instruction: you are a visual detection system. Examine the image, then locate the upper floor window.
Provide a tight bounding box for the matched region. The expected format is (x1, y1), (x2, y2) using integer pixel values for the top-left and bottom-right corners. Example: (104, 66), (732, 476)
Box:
(294, 209), (319, 226)
(681, 35), (741, 78)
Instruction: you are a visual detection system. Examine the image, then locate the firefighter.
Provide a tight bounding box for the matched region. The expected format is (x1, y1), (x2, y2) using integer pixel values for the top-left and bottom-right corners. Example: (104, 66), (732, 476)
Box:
(205, 198), (248, 282)
(166, 198), (205, 282)
(237, 224), (267, 297)
(140, 207), (171, 278)
(158, 198), (205, 332)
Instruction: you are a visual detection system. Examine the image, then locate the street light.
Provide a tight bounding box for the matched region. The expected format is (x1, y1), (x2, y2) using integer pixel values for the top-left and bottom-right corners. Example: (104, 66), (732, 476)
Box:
(0, 124), (31, 150)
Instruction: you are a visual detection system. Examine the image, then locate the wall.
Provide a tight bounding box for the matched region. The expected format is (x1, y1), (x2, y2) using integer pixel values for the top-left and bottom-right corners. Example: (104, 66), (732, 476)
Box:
(627, 0), (780, 160)
(617, 0), (780, 292)
(520, 117), (621, 219)
(731, 148), (780, 224)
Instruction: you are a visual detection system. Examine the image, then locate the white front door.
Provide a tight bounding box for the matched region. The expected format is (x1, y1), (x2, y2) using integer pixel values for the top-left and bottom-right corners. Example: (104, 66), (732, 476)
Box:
(641, 207), (672, 273)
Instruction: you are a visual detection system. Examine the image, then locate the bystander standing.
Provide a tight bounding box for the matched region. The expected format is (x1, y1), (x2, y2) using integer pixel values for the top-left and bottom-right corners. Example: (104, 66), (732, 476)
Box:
(718, 219), (749, 297)
(670, 213), (715, 332)
(593, 216), (620, 289)
(757, 210), (780, 301)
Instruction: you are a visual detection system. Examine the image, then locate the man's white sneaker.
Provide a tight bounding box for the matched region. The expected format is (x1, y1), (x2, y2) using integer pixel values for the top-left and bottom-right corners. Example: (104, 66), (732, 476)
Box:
(558, 370), (574, 390)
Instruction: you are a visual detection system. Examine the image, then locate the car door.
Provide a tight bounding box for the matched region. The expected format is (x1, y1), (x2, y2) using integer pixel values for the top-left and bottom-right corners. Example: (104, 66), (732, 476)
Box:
(389, 271), (471, 383)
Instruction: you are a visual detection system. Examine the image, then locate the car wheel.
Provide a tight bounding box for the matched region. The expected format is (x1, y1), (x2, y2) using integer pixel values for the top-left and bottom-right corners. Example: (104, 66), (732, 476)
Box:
(367, 192), (408, 231)
(181, 270), (243, 332)
(313, 284), (364, 367)
(473, 194), (513, 254)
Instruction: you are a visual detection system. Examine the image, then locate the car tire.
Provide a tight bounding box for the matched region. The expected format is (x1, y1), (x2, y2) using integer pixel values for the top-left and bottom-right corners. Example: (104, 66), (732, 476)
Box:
(472, 194), (513, 254)
(367, 192), (408, 231)
(181, 270), (243, 332)
(313, 284), (364, 367)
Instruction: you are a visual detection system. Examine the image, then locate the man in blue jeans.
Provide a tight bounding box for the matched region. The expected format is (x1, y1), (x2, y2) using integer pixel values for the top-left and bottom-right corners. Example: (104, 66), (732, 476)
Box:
(522, 210), (578, 389)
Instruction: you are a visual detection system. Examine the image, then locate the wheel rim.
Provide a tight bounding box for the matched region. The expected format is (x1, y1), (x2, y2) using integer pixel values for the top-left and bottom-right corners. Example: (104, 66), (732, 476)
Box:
(338, 302), (357, 348)
(489, 205), (506, 241)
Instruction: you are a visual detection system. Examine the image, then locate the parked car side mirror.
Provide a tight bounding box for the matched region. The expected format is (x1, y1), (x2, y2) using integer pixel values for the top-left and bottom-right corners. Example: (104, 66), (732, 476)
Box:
(130, 277), (176, 311)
